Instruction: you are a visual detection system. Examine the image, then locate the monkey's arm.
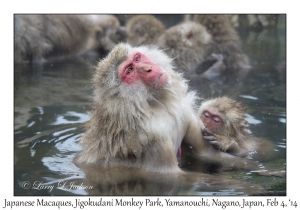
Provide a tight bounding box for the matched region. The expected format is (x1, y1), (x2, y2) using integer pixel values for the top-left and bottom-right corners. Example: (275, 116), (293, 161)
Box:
(196, 54), (226, 80)
(183, 114), (207, 154)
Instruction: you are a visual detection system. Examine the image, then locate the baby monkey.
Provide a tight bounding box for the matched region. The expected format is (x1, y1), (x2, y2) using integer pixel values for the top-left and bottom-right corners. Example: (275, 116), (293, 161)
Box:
(199, 96), (276, 162)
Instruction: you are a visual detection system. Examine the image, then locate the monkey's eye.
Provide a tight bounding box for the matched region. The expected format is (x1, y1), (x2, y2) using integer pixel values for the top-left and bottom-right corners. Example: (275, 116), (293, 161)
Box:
(203, 111), (210, 118)
(213, 116), (222, 123)
(134, 55), (141, 62)
(126, 66), (134, 75)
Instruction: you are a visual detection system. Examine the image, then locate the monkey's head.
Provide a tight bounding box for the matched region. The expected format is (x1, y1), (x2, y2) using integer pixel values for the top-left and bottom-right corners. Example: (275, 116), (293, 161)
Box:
(162, 21), (211, 48)
(94, 15), (127, 47)
(126, 15), (165, 46)
(199, 97), (248, 138)
(93, 43), (185, 107)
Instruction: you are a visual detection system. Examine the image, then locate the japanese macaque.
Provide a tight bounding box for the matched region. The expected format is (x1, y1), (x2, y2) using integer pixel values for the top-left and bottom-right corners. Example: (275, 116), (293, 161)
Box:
(199, 96), (276, 162)
(186, 14), (251, 79)
(126, 15), (165, 47)
(74, 43), (275, 195)
(74, 42), (208, 171)
(14, 14), (125, 65)
(157, 21), (217, 76)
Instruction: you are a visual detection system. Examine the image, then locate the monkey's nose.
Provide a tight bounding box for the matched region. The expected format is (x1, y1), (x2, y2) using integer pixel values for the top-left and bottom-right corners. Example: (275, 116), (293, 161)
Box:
(137, 63), (152, 73)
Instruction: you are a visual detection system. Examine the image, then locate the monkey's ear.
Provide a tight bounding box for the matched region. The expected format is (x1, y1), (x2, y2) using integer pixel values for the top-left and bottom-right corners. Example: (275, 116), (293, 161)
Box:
(186, 30), (194, 39)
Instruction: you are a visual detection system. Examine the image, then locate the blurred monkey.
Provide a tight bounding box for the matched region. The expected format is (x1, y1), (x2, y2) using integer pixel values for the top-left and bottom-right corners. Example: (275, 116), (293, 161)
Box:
(14, 14), (126, 65)
(186, 14), (251, 79)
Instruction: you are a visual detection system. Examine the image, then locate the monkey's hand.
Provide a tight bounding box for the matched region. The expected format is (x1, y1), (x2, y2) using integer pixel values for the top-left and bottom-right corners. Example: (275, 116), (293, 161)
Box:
(202, 128), (221, 150)
(202, 128), (237, 152)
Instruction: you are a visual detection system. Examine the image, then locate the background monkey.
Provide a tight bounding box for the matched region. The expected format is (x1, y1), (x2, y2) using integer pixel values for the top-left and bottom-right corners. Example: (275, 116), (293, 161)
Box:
(125, 15), (165, 47)
(14, 14), (125, 65)
(157, 21), (217, 76)
(199, 96), (276, 162)
(186, 14), (251, 79)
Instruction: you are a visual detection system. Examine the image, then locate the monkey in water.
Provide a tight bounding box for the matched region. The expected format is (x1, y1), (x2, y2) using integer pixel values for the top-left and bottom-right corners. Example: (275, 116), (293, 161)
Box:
(74, 43), (284, 183)
(186, 14), (251, 79)
(125, 15), (165, 47)
(157, 21), (220, 77)
(199, 96), (277, 162)
(14, 14), (125, 65)
(75, 42), (207, 171)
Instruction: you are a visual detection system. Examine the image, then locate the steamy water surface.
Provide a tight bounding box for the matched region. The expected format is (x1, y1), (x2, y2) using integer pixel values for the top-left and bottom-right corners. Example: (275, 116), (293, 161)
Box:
(14, 15), (286, 196)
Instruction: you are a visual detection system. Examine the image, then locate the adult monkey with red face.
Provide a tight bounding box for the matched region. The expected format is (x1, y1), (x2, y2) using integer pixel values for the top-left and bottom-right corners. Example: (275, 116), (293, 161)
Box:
(74, 43), (283, 192)
(75, 43), (203, 171)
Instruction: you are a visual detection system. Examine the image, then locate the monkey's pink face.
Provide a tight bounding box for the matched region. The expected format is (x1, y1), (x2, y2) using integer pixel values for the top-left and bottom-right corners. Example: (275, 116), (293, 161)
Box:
(201, 109), (224, 132)
(118, 51), (168, 89)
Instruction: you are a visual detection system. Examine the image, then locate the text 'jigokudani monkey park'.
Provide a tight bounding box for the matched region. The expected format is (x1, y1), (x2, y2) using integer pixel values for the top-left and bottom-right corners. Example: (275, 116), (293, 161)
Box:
(14, 14), (286, 196)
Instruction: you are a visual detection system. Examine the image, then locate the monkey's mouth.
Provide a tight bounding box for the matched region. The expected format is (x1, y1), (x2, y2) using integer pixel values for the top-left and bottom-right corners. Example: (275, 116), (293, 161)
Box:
(152, 73), (164, 88)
